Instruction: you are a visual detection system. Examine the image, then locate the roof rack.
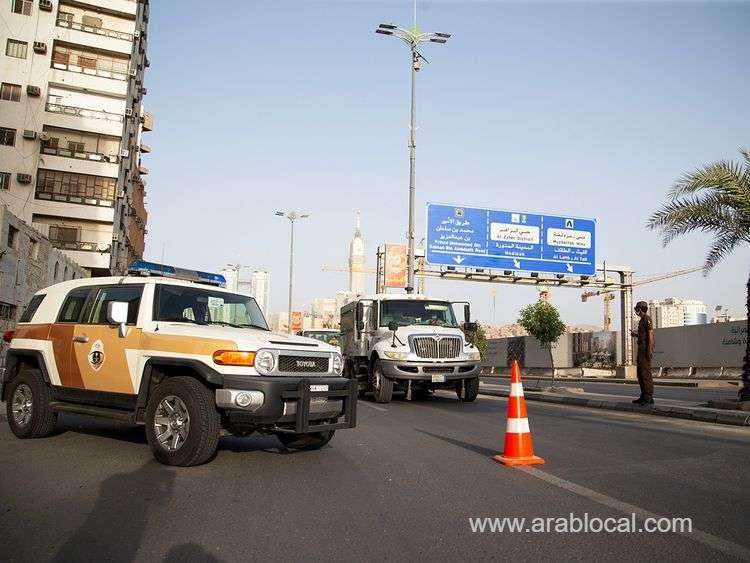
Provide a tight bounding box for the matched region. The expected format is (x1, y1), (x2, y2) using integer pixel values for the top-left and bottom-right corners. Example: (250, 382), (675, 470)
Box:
(128, 260), (226, 287)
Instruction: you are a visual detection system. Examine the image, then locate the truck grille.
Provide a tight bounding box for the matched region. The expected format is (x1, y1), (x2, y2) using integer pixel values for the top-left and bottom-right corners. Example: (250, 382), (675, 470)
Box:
(278, 355), (329, 374)
(411, 336), (462, 359)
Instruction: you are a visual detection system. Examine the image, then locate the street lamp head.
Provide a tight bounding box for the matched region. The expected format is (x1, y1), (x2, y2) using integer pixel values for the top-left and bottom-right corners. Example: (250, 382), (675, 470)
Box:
(434, 32), (451, 38)
(378, 23), (397, 30)
(429, 38), (447, 44)
(274, 211), (285, 217)
(300, 214), (311, 219)
(375, 28), (394, 36)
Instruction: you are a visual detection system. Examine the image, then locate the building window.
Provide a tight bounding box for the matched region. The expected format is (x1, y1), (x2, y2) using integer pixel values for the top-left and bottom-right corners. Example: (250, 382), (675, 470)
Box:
(5, 39), (28, 59)
(11, 0), (32, 16)
(57, 10), (73, 24)
(7, 225), (19, 249)
(53, 261), (59, 280)
(63, 265), (68, 280)
(0, 302), (17, 321)
(0, 83), (21, 102)
(36, 169), (116, 204)
(0, 172), (9, 190)
(0, 127), (16, 147)
(49, 225), (79, 244)
(81, 15), (103, 28)
(30, 238), (40, 259)
(51, 44), (129, 76)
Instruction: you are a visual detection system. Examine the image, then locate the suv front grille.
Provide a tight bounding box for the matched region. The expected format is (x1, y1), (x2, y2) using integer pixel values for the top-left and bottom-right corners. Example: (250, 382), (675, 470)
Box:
(278, 355), (329, 374)
(412, 336), (462, 359)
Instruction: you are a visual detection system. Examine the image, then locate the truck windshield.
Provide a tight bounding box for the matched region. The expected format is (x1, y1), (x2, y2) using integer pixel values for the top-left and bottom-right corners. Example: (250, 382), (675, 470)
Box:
(154, 284), (269, 330)
(379, 300), (458, 328)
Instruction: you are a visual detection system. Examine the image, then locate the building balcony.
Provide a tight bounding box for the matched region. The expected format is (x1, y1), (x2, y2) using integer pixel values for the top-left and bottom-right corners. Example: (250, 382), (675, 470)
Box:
(58, 247), (112, 271)
(51, 239), (110, 253)
(137, 165), (148, 175)
(56, 17), (134, 43)
(42, 145), (120, 165)
(36, 188), (115, 209)
(46, 101), (124, 124)
(52, 56), (129, 82)
(139, 143), (151, 153)
(48, 68), (128, 97)
(74, 0), (137, 17)
(141, 112), (154, 132)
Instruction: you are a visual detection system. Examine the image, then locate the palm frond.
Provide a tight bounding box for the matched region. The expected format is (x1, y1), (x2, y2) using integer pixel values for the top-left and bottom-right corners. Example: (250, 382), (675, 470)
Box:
(703, 231), (743, 273)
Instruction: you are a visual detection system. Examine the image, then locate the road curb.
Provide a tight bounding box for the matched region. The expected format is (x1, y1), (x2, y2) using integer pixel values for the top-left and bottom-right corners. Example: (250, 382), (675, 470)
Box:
(479, 386), (750, 427)
(480, 375), (738, 388)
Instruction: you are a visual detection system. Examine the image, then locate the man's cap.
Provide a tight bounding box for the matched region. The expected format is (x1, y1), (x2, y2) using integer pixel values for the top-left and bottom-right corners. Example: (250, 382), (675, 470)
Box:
(635, 301), (648, 311)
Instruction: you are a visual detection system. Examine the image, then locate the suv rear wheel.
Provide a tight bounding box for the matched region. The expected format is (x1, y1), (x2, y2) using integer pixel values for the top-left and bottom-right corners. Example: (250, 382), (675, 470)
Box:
(145, 376), (220, 467)
(6, 367), (57, 439)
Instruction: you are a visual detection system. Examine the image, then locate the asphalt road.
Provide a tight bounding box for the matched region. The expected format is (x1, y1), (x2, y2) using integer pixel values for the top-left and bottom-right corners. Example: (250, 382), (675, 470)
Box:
(1, 394), (749, 562)
(481, 376), (740, 404)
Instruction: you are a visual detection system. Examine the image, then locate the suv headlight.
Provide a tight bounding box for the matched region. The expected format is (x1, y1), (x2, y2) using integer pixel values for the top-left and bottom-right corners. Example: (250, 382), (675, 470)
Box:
(255, 349), (275, 374)
(332, 353), (343, 375)
(466, 350), (481, 361)
(384, 350), (408, 360)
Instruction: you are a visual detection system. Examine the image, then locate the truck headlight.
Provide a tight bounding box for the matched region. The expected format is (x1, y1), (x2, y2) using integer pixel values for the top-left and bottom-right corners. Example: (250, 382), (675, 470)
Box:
(332, 353), (343, 375)
(466, 350), (481, 361)
(255, 349), (275, 374)
(384, 351), (408, 360)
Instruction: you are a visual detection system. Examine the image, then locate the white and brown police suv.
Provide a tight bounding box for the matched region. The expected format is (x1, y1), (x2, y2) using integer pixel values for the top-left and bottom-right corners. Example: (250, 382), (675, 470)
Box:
(1, 261), (356, 466)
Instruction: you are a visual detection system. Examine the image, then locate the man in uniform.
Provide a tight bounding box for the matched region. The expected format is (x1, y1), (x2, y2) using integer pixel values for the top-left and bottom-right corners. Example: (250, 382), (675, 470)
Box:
(630, 301), (654, 405)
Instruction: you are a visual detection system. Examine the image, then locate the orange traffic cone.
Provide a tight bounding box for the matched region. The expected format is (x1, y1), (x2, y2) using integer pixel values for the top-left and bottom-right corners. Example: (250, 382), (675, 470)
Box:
(493, 360), (545, 466)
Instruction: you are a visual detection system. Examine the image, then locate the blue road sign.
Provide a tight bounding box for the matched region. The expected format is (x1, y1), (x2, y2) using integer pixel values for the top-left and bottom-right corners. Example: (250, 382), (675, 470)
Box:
(426, 203), (597, 276)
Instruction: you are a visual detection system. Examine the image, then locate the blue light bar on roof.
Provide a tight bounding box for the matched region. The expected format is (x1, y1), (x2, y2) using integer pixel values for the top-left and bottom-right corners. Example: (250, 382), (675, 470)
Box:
(128, 260), (226, 287)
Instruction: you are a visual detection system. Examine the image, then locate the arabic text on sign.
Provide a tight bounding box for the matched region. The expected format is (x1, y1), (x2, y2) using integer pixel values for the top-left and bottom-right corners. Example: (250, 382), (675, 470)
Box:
(546, 228), (591, 249)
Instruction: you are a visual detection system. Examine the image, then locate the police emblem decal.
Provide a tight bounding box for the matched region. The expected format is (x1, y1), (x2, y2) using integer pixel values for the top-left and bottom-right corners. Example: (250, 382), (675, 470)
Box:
(88, 340), (105, 371)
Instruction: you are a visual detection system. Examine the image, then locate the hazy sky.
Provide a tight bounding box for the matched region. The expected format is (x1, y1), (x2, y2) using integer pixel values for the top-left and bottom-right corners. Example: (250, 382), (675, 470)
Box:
(143, 0), (749, 327)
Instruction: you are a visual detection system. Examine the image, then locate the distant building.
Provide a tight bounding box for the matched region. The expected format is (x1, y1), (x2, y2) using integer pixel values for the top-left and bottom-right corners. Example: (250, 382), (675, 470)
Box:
(348, 211), (365, 295)
(648, 298), (707, 328)
(0, 0), (152, 276)
(250, 270), (270, 318)
(311, 297), (337, 328)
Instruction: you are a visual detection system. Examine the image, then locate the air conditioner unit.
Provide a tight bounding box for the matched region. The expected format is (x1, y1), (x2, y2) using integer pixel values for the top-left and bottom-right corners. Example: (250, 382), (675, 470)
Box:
(116, 190), (125, 199)
(111, 234), (119, 242)
(22, 130), (37, 140)
(39, 132), (51, 142)
(26, 85), (41, 97)
(17, 173), (32, 184)
(124, 108), (133, 117)
(39, 0), (53, 12)
(120, 149), (130, 158)
(129, 69), (137, 77)
(134, 30), (141, 39)
(33, 42), (47, 55)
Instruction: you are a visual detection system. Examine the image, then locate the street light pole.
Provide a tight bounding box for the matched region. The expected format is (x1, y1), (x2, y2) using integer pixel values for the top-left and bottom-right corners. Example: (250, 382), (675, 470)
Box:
(275, 211), (309, 333)
(376, 22), (450, 294)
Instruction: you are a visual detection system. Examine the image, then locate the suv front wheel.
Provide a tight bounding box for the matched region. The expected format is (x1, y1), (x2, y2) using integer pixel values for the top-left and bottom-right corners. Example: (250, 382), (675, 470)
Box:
(145, 376), (220, 466)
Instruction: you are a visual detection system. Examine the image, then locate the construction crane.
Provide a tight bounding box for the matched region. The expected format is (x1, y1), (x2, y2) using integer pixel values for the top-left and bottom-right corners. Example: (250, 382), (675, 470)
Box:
(581, 266), (703, 332)
(321, 266), (377, 274)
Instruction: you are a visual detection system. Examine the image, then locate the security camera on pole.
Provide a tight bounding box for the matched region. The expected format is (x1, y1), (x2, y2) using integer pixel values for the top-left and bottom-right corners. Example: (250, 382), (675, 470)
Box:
(375, 16), (450, 294)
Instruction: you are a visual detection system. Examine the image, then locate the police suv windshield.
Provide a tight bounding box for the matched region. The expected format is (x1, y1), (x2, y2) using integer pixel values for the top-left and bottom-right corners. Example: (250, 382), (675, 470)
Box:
(154, 284), (269, 330)
(379, 300), (458, 328)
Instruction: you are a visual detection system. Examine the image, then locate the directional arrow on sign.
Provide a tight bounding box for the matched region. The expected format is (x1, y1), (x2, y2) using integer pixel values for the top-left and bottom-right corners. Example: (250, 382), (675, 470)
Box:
(453, 255), (464, 264)
(566, 263), (573, 273)
(513, 259), (521, 269)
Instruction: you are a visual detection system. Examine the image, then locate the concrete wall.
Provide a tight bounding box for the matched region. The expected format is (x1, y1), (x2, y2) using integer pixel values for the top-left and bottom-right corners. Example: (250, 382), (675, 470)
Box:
(485, 320), (747, 374)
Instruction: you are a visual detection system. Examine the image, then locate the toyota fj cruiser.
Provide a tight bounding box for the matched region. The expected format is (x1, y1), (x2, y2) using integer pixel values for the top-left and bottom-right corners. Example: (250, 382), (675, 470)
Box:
(1, 261), (356, 466)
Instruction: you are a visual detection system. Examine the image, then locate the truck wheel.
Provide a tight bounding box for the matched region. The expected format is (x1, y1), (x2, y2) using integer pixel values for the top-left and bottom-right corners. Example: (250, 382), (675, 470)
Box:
(457, 377), (480, 402)
(6, 367), (57, 439)
(370, 359), (393, 403)
(276, 430), (335, 451)
(145, 376), (220, 467)
(344, 361), (366, 398)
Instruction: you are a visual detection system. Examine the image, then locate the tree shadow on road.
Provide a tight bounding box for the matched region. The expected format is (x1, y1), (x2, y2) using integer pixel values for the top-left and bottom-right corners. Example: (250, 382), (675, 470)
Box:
(415, 428), (498, 458)
(164, 543), (224, 563)
(52, 460), (175, 563)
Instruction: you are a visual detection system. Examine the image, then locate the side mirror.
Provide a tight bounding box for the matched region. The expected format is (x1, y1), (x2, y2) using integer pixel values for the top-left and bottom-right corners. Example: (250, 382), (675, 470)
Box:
(464, 304), (471, 324)
(107, 301), (129, 337)
(463, 321), (477, 332)
(357, 320), (365, 332)
(388, 321), (398, 332)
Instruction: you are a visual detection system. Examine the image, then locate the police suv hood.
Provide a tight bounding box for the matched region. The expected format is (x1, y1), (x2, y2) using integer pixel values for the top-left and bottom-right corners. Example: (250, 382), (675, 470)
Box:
(155, 322), (339, 353)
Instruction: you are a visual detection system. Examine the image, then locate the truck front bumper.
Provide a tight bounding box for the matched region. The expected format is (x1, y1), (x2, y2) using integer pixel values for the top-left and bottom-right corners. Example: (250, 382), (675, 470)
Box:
(216, 375), (357, 433)
(379, 359), (481, 381)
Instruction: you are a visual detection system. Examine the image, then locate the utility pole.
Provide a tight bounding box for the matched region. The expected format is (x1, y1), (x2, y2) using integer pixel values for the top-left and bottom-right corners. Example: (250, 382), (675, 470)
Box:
(375, 16), (450, 293)
(275, 211), (309, 333)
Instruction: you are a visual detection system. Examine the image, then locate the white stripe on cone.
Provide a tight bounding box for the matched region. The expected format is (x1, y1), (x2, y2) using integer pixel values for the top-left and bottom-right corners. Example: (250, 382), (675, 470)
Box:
(510, 383), (524, 397)
(506, 417), (531, 434)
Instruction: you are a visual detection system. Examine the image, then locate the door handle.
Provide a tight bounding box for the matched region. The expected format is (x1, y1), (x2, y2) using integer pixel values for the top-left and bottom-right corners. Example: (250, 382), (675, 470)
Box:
(73, 335), (89, 343)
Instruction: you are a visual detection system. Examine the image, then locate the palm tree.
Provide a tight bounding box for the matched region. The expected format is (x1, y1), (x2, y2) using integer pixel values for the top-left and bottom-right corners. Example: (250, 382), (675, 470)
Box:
(648, 148), (750, 402)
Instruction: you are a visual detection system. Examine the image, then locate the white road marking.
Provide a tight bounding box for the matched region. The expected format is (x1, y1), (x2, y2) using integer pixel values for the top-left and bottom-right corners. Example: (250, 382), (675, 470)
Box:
(520, 467), (750, 560)
(359, 401), (388, 412)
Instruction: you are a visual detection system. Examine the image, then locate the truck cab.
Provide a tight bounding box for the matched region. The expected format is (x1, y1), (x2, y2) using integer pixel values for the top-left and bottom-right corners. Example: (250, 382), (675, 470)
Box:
(340, 294), (481, 403)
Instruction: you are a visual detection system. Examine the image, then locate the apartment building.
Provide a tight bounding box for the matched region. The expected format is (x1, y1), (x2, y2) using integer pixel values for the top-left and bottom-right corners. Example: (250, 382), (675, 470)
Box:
(648, 297), (708, 329)
(0, 0), (150, 276)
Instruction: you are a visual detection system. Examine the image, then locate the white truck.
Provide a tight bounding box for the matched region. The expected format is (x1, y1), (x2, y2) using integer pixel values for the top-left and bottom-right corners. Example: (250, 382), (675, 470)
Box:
(339, 294), (481, 403)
